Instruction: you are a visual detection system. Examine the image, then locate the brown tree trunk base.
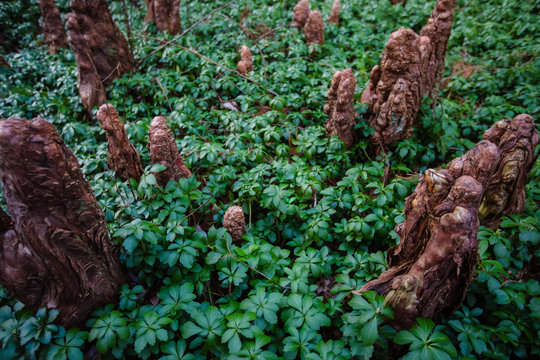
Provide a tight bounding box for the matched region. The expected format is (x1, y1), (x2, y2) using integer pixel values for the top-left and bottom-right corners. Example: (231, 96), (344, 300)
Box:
(0, 118), (124, 328)
(39, 0), (68, 54)
(147, 0), (181, 35)
(66, 0), (133, 113)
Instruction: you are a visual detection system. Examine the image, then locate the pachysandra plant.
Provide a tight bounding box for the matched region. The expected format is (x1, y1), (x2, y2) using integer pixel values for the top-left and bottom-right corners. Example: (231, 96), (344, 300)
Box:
(0, 117), (124, 327)
(96, 103), (143, 181)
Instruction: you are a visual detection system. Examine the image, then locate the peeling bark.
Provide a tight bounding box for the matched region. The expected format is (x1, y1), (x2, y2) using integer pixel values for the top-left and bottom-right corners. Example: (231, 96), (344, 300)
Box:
(361, 0), (458, 148)
(356, 139), (502, 329)
(237, 46), (253, 75)
(292, 0), (310, 29)
(66, 0), (133, 113)
(96, 104), (143, 181)
(39, 0), (68, 54)
(148, 116), (191, 186)
(324, 68), (357, 148)
(304, 11), (324, 45)
(327, 0), (340, 26)
(0, 118), (124, 328)
(223, 206), (246, 243)
(147, 0), (181, 35)
(479, 114), (538, 228)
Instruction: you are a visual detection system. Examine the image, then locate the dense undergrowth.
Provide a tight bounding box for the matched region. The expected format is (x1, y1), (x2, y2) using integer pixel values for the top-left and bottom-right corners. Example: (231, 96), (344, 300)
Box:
(0, 0), (539, 359)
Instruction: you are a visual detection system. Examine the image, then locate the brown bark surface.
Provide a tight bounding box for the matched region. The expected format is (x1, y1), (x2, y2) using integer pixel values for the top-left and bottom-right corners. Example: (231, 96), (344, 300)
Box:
(361, 28), (424, 147)
(361, 0), (458, 148)
(324, 68), (357, 148)
(96, 104), (143, 181)
(39, 0), (68, 54)
(66, 0), (133, 113)
(356, 139), (502, 329)
(0, 118), (124, 328)
(237, 46), (253, 75)
(479, 114), (538, 228)
(148, 116), (192, 186)
(292, 0), (310, 29)
(327, 0), (340, 26)
(305, 11), (324, 45)
(147, 0), (181, 35)
(223, 206), (246, 243)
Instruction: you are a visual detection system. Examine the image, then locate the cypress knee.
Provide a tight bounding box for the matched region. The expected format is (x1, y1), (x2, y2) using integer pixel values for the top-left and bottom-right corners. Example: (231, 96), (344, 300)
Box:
(96, 104), (143, 181)
(66, 0), (133, 113)
(324, 68), (357, 148)
(292, 0), (310, 29)
(148, 116), (192, 186)
(0, 118), (124, 328)
(39, 0), (69, 54)
(304, 11), (324, 45)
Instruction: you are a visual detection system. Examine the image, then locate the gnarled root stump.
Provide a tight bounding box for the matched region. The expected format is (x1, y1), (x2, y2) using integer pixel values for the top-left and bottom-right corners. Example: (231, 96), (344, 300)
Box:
(66, 0), (133, 113)
(479, 114), (538, 228)
(292, 0), (310, 29)
(361, 0), (458, 149)
(0, 118), (124, 328)
(356, 139), (502, 329)
(237, 46), (253, 75)
(223, 206), (246, 243)
(147, 0), (181, 34)
(327, 0), (340, 26)
(305, 10), (324, 45)
(39, 0), (68, 54)
(96, 104), (143, 181)
(324, 68), (357, 148)
(148, 116), (191, 186)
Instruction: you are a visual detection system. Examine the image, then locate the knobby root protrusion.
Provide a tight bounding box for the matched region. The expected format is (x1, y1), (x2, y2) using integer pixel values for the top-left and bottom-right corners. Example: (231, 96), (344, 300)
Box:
(96, 104), (143, 181)
(324, 68), (357, 148)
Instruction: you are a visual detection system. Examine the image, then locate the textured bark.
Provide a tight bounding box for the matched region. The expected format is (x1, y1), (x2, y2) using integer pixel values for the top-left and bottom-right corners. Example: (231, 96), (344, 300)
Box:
(327, 0), (340, 26)
(419, 0), (458, 95)
(361, 0), (458, 148)
(361, 28), (424, 147)
(356, 139), (502, 329)
(479, 114), (538, 228)
(39, 0), (68, 54)
(324, 68), (357, 148)
(66, 0), (133, 113)
(237, 46), (253, 75)
(223, 206), (246, 243)
(304, 11), (324, 45)
(96, 104), (143, 181)
(148, 116), (192, 186)
(0, 118), (124, 328)
(292, 0), (310, 29)
(147, 0), (181, 34)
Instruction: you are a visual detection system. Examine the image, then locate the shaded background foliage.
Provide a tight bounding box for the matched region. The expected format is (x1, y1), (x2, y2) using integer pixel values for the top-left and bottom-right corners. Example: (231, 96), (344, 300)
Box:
(0, 0), (539, 359)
